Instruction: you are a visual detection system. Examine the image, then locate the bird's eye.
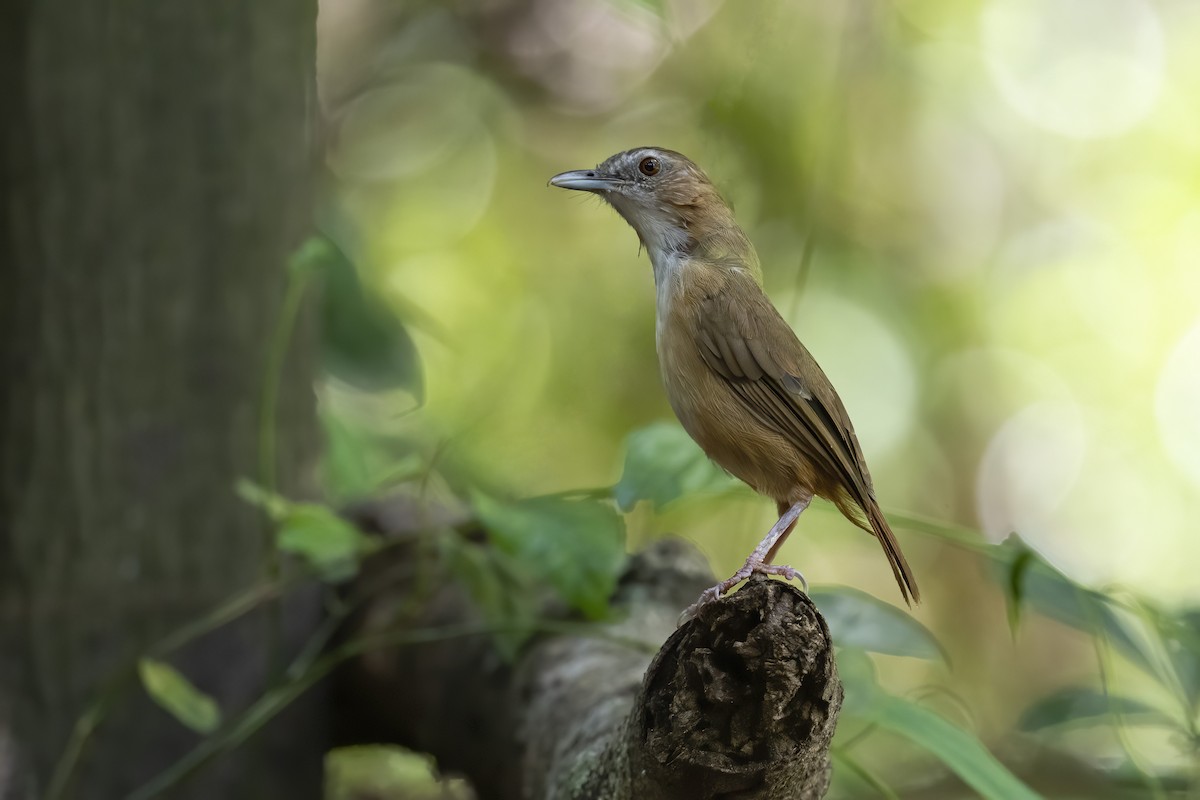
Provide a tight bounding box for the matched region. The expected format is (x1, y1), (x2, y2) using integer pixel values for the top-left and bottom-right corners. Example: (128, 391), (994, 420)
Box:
(638, 156), (661, 176)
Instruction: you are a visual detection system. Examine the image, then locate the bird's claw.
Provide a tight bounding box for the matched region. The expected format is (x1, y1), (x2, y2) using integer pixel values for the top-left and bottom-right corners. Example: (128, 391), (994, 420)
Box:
(677, 559), (808, 626)
(755, 563), (809, 592)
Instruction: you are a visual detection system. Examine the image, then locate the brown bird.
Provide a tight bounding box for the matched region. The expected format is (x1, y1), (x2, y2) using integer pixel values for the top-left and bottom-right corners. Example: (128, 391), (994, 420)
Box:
(550, 147), (920, 608)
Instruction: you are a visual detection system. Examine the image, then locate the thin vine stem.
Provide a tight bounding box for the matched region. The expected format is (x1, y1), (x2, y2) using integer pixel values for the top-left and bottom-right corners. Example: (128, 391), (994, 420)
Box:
(44, 573), (308, 800)
(832, 745), (901, 800)
(259, 258), (318, 680)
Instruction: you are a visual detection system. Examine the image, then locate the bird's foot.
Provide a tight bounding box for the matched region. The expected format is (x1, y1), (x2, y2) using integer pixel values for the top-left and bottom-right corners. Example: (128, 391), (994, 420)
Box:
(678, 557), (808, 624)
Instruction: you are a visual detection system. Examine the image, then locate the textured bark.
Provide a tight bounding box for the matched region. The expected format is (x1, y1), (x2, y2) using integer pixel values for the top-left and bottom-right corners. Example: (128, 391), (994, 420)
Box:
(0, 2), (319, 798)
(335, 536), (842, 800)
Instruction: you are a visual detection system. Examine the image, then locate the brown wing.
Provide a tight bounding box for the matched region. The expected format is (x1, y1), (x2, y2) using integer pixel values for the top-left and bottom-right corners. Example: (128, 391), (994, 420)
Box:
(696, 285), (872, 506)
(695, 278), (920, 604)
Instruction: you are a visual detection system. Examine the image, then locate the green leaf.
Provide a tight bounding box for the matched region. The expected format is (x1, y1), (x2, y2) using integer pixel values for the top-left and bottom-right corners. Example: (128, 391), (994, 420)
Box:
(277, 503), (377, 582)
(832, 747), (902, 800)
(837, 650), (1042, 800)
(327, 745), (470, 800)
(610, 0), (667, 19)
(810, 587), (946, 662)
(873, 696), (1042, 800)
(990, 536), (1155, 678)
(888, 510), (990, 550)
(138, 659), (221, 734)
(313, 234), (423, 397)
(318, 409), (424, 501)
(288, 235), (337, 278)
(1018, 687), (1178, 733)
(234, 478), (289, 520)
(471, 493), (626, 619)
(1145, 606), (1200, 715)
(237, 481), (382, 579)
(441, 534), (539, 660)
(319, 410), (377, 501)
(835, 647), (885, 714)
(613, 422), (736, 512)
(1166, 610), (1200, 713)
(1005, 545), (1035, 637)
(886, 525), (1198, 712)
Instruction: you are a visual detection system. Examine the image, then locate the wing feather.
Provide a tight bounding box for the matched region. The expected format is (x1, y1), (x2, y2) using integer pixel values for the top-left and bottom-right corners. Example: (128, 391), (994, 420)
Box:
(697, 287), (867, 499)
(694, 275), (920, 604)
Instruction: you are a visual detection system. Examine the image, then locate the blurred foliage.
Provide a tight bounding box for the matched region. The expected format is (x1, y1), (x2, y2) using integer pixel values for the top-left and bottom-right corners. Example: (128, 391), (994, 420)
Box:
(316, 234), (424, 399)
(836, 648), (1041, 800)
(614, 421), (739, 511)
(72, 413), (1200, 799)
(52, 0), (1200, 797)
(310, 0), (1200, 794)
(98, 433), (1198, 797)
(238, 477), (383, 582)
(137, 660), (222, 736)
(471, 491), (627, 619)
(440, 532), (541, 660)
(325, 746), (474, 800)
(810, 586), (947, 663)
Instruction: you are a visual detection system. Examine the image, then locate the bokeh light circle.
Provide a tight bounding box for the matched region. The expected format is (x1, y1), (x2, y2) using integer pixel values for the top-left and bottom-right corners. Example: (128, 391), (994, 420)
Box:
(976, 400), (1087, 545)
(783, 289), (917, 460)
(981, 0), (1164, 138)
(1155, 320), (1200, 487)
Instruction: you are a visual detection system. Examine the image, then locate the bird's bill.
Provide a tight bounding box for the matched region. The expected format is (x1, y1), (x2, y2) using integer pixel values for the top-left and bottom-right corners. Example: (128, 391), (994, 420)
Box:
(548, 170), (623, 192)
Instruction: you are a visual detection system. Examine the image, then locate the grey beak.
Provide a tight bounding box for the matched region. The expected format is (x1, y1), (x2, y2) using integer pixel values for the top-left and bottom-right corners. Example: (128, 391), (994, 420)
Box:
(548, 169), (623, 192)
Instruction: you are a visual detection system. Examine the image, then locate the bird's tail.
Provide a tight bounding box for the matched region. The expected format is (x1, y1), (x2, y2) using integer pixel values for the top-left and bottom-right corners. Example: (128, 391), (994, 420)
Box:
(849, 495), (920, 606)
(774, 494), (920, 606)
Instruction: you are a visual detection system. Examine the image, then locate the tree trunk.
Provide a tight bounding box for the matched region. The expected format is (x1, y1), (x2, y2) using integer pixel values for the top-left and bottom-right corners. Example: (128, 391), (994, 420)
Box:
(334, 528), (843, 800)
(0, 2), (319, 797)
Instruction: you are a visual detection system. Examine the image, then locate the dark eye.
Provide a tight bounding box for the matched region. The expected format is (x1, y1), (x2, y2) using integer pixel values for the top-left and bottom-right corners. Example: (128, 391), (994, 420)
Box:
(638, 156), (661, 176)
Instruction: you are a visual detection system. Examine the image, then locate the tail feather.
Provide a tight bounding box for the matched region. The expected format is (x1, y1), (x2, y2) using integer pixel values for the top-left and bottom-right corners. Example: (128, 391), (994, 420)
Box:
(863, 498), (920, 606)
(774, 495), (920, 606)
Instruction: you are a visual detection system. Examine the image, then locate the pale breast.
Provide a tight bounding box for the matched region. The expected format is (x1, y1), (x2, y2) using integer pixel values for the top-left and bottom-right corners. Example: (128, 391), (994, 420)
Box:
(651, 250), (684, 351)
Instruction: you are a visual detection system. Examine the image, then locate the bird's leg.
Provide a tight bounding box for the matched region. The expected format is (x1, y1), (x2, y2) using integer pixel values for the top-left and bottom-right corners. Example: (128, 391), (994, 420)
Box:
(682, 497), (812, 621)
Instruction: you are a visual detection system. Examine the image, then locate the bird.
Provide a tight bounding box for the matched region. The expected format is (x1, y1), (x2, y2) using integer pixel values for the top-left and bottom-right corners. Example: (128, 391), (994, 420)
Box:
(549, 147), (920, 609)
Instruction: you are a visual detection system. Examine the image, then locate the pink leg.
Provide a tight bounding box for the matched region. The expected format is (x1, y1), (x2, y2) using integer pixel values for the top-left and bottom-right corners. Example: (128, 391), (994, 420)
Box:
(681, 497), (811, 621)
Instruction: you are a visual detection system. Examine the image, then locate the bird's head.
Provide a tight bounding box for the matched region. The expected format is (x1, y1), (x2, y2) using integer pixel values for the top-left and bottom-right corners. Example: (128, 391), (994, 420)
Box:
(550, 147), (749, 265)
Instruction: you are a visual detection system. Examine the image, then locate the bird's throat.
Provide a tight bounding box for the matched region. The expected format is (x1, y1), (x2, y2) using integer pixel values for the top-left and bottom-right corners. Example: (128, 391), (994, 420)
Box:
(648, 244), (686, 350)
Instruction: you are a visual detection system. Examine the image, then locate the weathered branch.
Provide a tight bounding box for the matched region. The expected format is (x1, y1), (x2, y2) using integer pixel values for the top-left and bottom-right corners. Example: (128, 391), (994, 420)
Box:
(333, 528), (842, 800)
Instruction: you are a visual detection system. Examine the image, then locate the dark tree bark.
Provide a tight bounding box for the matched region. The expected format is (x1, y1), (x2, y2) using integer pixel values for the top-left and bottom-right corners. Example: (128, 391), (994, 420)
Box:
(334, 533), (843, 800)
(0, 3), (320, 798)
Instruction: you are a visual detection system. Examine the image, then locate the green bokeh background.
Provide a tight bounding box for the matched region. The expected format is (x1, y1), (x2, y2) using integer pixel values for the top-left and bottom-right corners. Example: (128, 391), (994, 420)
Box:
(315, 0), (1200, 795)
